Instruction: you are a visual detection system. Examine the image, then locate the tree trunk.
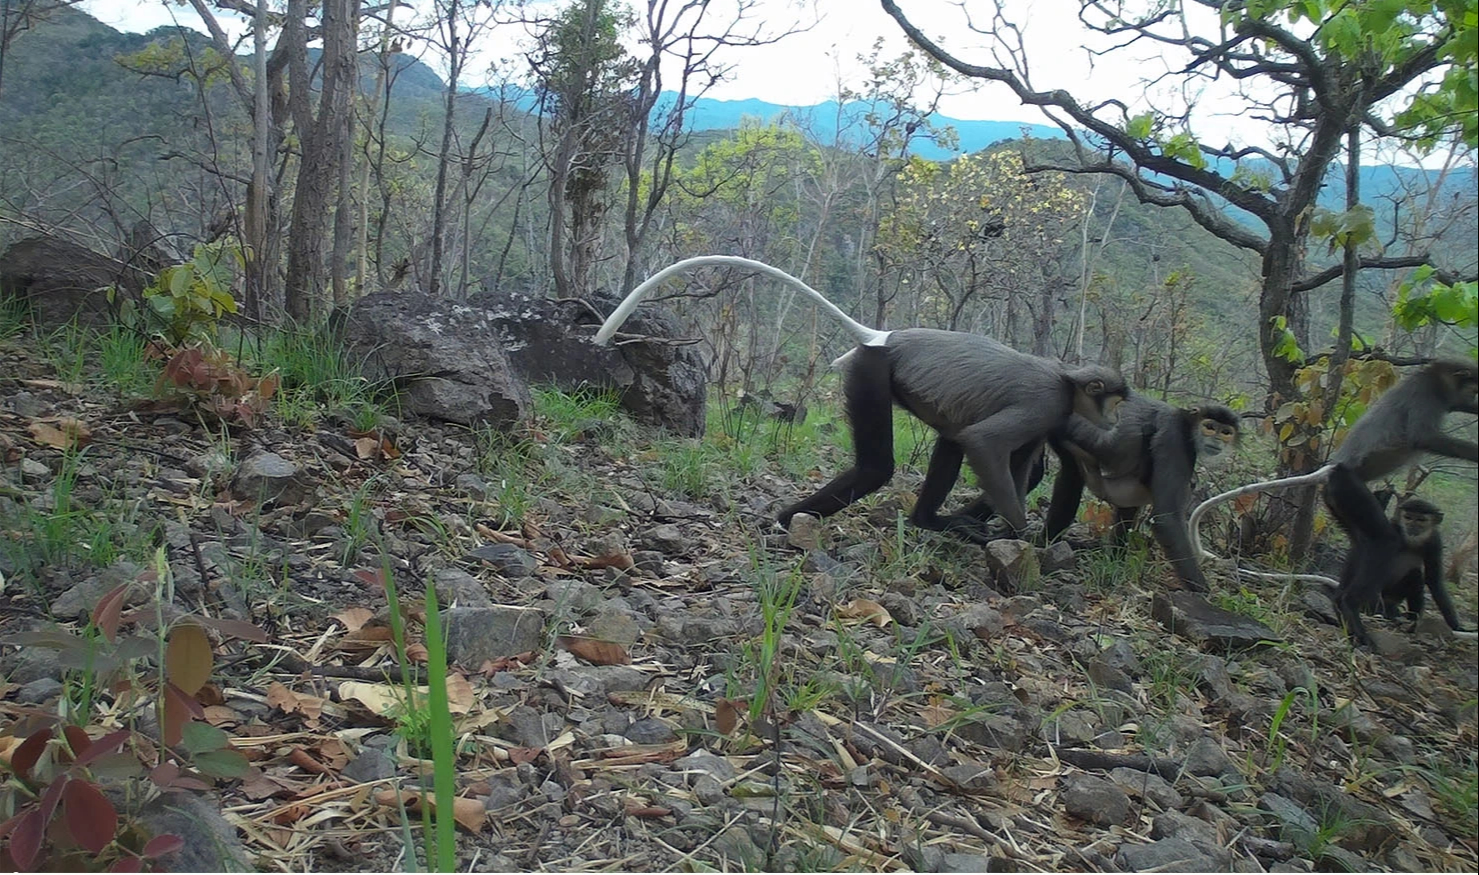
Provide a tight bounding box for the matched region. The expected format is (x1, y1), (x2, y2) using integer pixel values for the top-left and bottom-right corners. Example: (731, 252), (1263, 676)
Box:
(429, 0), (461, 297)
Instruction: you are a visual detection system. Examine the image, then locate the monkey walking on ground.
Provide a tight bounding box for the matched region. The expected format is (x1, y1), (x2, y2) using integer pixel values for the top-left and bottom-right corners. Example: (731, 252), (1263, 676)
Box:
(952, 399), (1241, 591)
(1187, 358), (1479, 644)
(594, 256), (1129, 541)
(1049, 399), (1241, 592)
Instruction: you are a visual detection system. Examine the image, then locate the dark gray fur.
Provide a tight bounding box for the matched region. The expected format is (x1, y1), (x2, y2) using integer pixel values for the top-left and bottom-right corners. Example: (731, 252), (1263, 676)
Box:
(1048, 397), (1239, 591)
(782, 327), (1127, 538)
(1330, 358), (1478, 480)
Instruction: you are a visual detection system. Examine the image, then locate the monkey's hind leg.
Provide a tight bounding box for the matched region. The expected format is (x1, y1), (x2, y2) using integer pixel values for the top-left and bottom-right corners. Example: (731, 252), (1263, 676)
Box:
(777, 347), (895, 527)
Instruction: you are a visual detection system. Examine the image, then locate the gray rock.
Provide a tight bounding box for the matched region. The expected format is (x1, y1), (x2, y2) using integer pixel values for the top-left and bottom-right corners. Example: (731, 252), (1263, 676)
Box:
(957, 603), (1006, 639)
(544, 665), (646, 698)
(1153, 591), (1279, 648)
(941, 762), (996, 792)
(502, 705), (566, 748)
(1270, 768), (1397, 852)
(135, 791), (253, 872)
(984, 539), (1040, 591)
(442, 605), (544, 666)
(1037, 540), (1075, 573)
(482, 771), (526, 811)
(1150, 809), (1221, 847)
(1259, 792), (1318, 841)
(16, 676), (63, 704)
(1042, 709), (1097, 747)
(49, 560), (142, 619)
(1298, 587), (1340, 625)
(1184, 737), (1237, 777)
(953, 713), (1029, 752)
(587, 608), (642, 648)
(638, 524), (687, 554)
(1110, 767), (1184, 811)
(1116, 838), (1223, 872)
(433, 568), (494, 609)
(785, 513), (823, 550)
(1087, 655), (1135, 694)
(0, 234), (150, 329)
(712, 826), (765, 869)
(941, 853), (996, 873)
(675, 749), (735, 781)
(480, 288), (707, 436)
(469, 543), (539, 579)
(623, 717), (677, 744)
(544, 579), (602, 612)
(336, 293), (532, 428)
(230, 452), (308, 506)
(653, 614), (738, 645)
(342, 745), (396, 783)
(1060, 773), (1130, 826)
(1100, 638), (1141, 675)
(878, 592), (920, 627)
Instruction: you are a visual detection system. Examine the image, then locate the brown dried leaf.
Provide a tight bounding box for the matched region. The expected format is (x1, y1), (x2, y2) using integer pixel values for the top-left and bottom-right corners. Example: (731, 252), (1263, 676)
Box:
(165, 623), (212, 695)
(28, 417), (92, 450)
(714, 698), (744, 736)
(557, 635), (631, 666)
(353, 437), (380, 460)
(332, 608), (374, 632)
(373, 790), (486, 833)
(837, 599), (893, 628)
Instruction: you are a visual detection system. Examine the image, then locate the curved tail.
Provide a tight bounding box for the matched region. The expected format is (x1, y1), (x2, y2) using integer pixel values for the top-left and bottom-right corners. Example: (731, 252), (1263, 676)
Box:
(593, 255), (889, 348)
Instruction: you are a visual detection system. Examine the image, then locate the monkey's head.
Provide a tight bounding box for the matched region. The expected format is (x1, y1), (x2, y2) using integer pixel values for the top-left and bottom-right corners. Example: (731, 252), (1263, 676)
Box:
(1187, 404), (1241, 466)
(1395, 495), (1443, 546)
(1430, 358), (1478, 414)
(1067, 366), (1129, 427)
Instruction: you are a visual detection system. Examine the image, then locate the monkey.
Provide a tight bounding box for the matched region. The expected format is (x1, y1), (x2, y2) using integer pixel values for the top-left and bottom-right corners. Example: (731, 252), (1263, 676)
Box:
(1324, 466), (1471, 644)
(593, 256), (1129, 540)
(1044, 399), (1241, 592)
(1188, 357), (1479, 562)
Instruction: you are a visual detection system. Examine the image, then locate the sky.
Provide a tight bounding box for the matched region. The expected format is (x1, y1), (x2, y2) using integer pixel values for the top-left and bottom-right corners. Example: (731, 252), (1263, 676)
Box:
(76, 0), (1172, 130)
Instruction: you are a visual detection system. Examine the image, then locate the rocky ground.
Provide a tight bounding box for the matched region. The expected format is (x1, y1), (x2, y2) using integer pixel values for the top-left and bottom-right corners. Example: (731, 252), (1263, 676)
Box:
(0, 330), (1476, 873)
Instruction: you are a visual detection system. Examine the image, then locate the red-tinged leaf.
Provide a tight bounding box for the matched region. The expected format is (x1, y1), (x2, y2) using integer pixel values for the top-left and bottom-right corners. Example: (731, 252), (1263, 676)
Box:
(165, 623), (212, 695)
(508, 747), (541, 765)
(142, 833), (184, 859)
(74, 730), (131, 768)
(37, 774), (67, 822)
(148, 762), (180, 789)
(162, 685), (196, 747)
(12, 727), (53, 781)
(8, 809), (45, 870)
(715, 698), (743, 736)
(62, 779), (117, 854)
(91, 583), (130, 643)
(353, 568), (385, 590)
(108, 856), (143, 872)
(62, 725), (91, 761)
(556, 635), (631, 666)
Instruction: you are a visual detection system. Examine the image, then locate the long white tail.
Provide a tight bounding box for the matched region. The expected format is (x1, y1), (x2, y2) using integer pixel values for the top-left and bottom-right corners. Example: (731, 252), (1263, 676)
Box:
(1187, 464), (1335, 561)
(593, 255), (889, 348)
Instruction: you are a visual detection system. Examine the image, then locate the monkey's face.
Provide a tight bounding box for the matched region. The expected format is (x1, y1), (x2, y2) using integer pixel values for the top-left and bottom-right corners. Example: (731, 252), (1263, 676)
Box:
(1397, 507), (1441, 546)
(1191, 407), (1240, 467)
(1438, 361), (1479, 414)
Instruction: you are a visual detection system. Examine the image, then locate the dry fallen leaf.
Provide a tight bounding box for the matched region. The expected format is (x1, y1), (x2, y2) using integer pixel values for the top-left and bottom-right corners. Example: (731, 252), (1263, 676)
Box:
(714, 698), (746, 736)
(27, 417), (92, 450)
(837, 599), (893, 628)
(332, 607), (374, 632)
(557, 635), (631, 666)
(374, 789), (486, 833)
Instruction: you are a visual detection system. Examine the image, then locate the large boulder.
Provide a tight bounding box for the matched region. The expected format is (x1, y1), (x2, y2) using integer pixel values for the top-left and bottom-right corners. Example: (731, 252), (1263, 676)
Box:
(476, 289), (707, 437)
(0, 233), (149, 329)
(335, 293), (531, 429)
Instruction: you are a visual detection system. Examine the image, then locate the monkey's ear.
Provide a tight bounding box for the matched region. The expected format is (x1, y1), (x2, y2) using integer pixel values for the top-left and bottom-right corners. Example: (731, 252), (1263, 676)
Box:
(1085, 379), (1105, 396)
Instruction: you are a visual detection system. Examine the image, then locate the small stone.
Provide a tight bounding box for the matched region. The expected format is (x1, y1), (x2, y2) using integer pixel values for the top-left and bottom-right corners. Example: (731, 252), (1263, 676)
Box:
(1037, 540), (1075, 573)
(675, 749), (736, 781)
(469, 543), (538, 579)
(941, 762), (996, 792)
(1116, 838), (1222, 872)
(136, 791), (252, 872)
(230, 452), (307, 506)
(16, 677), (63, 705)
(1153, 591), (1279, 648)
(785, 513), (822, 550)
(1087, 655), (1135, 694)
(1110, 768), (1185, 811)
(433, 568), (494, 609)
(1184, 737), (1236, 777)
(984, 539), (1040, 591)
(1060, 773), (1130, 826)
(342, 745), (396, 783)
(638, 524), (687, 554)
(544, 579), (602, 612)
(442, 605), (545, 666)
(18, 458), (49, 482)
(623, 717), (677, 744)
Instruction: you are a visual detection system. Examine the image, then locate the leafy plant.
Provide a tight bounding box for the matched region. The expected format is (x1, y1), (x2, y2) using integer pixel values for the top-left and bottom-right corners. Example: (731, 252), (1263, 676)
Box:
(135, 242), (241, 345)
(156, 345), (279, 427)
(0, 561), (261, 870)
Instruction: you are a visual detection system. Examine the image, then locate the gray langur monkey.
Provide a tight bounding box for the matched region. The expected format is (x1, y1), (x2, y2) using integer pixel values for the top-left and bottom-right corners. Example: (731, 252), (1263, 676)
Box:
(1186, 358), (1478, 641)
(593, 256), (1129, 540)
(1046, 400), (1241, 592)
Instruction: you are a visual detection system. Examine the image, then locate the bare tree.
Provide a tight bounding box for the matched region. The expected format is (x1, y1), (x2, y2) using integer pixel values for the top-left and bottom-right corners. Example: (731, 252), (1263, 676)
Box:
(879, 0), (1477, 407)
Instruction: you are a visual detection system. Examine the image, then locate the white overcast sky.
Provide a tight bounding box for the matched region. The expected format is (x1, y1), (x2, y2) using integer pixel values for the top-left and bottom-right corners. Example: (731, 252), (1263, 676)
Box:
(76, 0), (1198, 129)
